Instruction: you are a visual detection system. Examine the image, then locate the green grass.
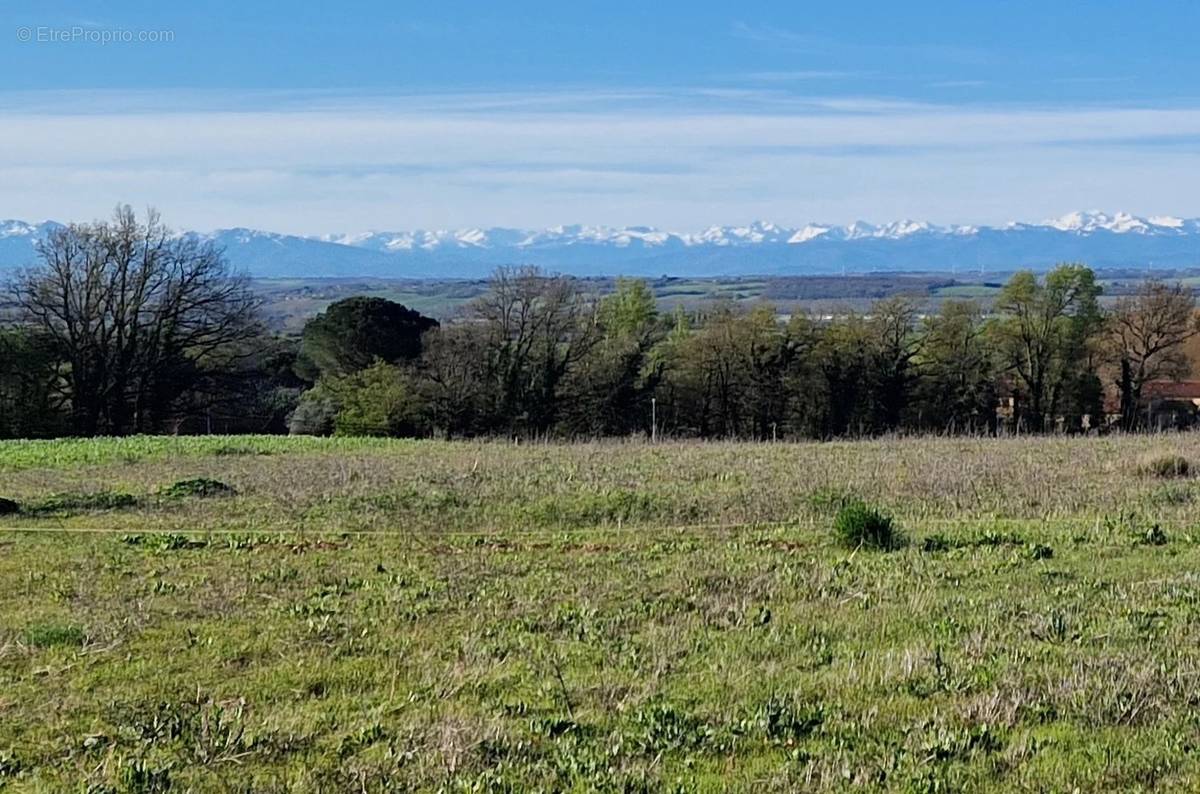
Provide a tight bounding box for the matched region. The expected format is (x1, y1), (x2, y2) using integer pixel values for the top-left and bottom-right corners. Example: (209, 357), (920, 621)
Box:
(0, 435), (403, 473)
(2, 434), (1200, 790)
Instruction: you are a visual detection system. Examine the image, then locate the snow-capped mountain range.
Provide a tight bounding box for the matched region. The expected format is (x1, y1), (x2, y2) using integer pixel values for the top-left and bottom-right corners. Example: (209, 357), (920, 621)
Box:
(3, 211), (1200, 278)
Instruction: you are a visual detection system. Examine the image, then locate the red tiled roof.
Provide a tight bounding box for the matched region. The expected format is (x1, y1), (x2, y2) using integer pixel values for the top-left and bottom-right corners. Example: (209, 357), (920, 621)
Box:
(1144, 380), (1200, 400)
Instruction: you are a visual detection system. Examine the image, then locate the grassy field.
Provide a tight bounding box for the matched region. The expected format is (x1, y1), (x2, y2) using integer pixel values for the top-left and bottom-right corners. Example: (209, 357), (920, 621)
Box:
(3, 435), (1200, 791)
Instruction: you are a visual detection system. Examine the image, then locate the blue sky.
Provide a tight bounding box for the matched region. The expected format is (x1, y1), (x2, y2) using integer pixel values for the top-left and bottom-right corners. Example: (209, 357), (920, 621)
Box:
(3, 1), (1200, 233)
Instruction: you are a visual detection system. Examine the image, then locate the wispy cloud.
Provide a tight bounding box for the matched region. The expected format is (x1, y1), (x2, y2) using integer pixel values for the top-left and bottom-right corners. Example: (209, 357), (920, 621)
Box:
(3, 88), (1200, 233)
(742, 70), (870, 82)
(729, 22), (829, 51)
(928, 80), (990, 89)
(730, 21), (993, 66)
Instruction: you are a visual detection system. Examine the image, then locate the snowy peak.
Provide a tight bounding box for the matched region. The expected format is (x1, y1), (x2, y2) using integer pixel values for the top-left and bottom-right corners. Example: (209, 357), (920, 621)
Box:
(875, 220), (934, 238)
(5, 211), (1200, 278)
(692, 221), (793, 246)
(312, 212), (1200, 253)
(0, 220), (62, 239)
(788, 224), (833, 244)
(1043, 210), (1181, 235)
(217, 210), (1200, 276)
(840, 221), (880, 240)
(1149, 215), (1186, 229)
(0, 220), (38, 238)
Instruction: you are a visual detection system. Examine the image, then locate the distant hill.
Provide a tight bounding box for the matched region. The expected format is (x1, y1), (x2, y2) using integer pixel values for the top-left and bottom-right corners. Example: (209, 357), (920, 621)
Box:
(3, 211), (1199, 278)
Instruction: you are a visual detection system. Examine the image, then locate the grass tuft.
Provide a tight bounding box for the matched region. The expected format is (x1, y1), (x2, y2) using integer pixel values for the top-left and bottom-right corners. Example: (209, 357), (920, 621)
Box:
(833, 499), (903, 550)
(1138, 453), (1190, 479)
(22, 622), (85, 649)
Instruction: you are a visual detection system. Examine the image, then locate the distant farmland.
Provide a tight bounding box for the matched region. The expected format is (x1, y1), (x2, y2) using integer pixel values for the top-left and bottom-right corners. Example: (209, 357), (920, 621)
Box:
(253, 269), (1197, 332)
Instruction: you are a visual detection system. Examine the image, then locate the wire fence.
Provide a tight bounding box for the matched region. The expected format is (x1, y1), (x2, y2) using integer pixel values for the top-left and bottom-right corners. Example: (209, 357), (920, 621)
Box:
(0, 514), (1195, 539)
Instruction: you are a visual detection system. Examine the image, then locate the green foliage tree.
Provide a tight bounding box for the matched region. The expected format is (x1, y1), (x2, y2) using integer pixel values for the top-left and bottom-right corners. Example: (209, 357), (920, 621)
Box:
(659, 304), (788, 438)
(329, 362), (423, 437)
(561, 279), (663, 436)
(779, 313), (819, 436)
(8, 213), (1147, 443)
(990, 264), (1102, 431)
(289, 362), (423, 437)
(917, 300), (996, 433)
(297, 297), (437, 380)
(597, 277), (657, 334)
(288, 383), (340, 436)
(0, 327), (65, 438)
(868, 296), (923, 431)
(811, 314), (877, 437)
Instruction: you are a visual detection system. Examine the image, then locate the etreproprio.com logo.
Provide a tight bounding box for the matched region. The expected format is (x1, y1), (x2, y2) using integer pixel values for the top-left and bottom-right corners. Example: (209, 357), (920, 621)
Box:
(16, 26), (175, 44)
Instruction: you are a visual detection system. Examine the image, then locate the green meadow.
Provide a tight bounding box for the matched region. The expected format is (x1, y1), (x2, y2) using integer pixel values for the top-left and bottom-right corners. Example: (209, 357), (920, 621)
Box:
(2, 434), (1200, 791)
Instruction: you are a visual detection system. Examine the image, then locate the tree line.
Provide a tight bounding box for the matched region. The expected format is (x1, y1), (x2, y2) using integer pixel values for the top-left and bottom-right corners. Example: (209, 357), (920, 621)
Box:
(2, 209), (1198, 440)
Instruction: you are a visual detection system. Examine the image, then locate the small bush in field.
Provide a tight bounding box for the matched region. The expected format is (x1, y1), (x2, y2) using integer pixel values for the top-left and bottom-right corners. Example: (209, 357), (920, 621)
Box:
(833, 500), (902, 550)
(0, 497), (18, 515)
(160, 478), (236, 498)
(1138, 454), (1190, 478)
(27, 491), (137, 515)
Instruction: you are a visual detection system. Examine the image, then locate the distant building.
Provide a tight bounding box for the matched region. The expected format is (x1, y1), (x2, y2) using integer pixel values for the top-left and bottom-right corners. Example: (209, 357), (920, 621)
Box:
(1103, 380), (1200, 430)
(992, 376), (1200, 433)
(1138, 380), (1200, 429)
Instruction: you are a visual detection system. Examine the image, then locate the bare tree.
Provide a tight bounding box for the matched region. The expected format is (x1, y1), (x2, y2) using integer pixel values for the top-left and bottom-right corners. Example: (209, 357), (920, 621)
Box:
(418, 323), (491, 438)
(1106, 280), (1200, 430)
(9, 206), (262, 435)
(468, 266), (599, 436)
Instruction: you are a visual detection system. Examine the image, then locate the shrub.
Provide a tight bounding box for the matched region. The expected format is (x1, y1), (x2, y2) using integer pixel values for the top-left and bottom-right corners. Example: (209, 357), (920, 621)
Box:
(331, 362), (424, 437)
(833, 500), (902, 550)
(160, 478), (235, 498)
(0, 497), (18, 516)
(288, 386), (339, 436)
(1138, 454), (1190, 478)
(27, 491), (137, 515)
